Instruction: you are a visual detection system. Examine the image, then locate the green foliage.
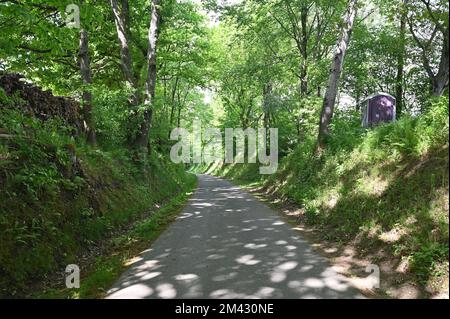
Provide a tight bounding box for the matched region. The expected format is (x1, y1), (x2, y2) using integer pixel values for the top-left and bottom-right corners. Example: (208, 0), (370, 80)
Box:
(0, 88), (13, 106)
(0, 0), (448, 299)
(91, 87), (131, 147)
(0, 108), (77, 201)
(0, 107), (192, 297)
(361, 96), (449, 159)
(211, 96), (449, 290)
(37, 174), (197, 299)
(410, 242), (449, 283)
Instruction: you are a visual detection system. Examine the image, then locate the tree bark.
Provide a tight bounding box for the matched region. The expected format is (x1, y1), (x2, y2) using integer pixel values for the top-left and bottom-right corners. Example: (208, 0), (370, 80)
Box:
(78, 28), (96, 144)
(110, 0), (138, 105)
(169, 76), (179, 127)
(395, 0), (407, 117)
(168, 76), (179, 139)
(408, 2), (449, 97)
(317, 0), (358, 149)
(177, 99), (182, 128)
(299, 5), (308, 97)
(134, 0), (160, 150)
(431, 28), (449, 96)
(263, 83), (272, 129)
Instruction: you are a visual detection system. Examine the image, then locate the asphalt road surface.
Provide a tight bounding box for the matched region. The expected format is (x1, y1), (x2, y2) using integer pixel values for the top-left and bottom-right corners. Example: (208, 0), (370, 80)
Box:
(106, 174), (364, 299)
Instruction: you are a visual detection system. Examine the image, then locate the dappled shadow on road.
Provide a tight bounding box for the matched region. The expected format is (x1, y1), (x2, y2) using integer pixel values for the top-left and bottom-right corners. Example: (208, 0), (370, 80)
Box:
(106, 175), (363, 299)
(247, 144), (449, 298)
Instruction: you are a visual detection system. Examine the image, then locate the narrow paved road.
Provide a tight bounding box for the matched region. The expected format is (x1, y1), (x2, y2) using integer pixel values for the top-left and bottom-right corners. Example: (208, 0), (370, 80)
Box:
(107, 175), (363, 299)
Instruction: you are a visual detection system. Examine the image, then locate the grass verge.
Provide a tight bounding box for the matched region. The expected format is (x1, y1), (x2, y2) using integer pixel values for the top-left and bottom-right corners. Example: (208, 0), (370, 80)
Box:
(35, 173), (197, 299)
(200, 97), (449, 298)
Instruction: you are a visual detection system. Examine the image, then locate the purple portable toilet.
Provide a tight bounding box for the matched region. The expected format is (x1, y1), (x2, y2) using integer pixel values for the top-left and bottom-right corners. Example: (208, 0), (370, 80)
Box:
(361, 92), (396, 128)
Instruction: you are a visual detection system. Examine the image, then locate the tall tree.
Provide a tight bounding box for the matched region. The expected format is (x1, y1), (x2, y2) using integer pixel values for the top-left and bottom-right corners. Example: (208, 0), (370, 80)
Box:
(317, 0), (358, 149)
(78, 28), (96, 144)
(396, 0), (408, 117)
(110, 0), (139, 104)
(135, 0), (161, 150)
(408, 0), (449, 96)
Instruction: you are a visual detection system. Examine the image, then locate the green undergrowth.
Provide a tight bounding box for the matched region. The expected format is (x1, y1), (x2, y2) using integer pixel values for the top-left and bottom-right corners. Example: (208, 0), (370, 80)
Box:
(204, 96), (449, 294)
(35, 173), (197, 299)
(0, 107), (194, 298)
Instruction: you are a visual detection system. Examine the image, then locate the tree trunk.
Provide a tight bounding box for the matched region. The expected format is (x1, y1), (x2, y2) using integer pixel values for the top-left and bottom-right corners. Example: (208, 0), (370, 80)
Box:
(169, 76), (179, 127)
(78, 29), (96, 144)
(177, 94), (182, 128)
(110, 0), (138, 105)
(395, 0), (407, 117)
(317, 0), (358, 149)
(356, 89), (361, 111)
(263, 83), (272, 129)
(168, 76), (179, 139)
(408, 3), (449, 97)
(294, 6), (309, 143)
(121, 0), (130, 38)
(432, 28), (449, 96)
(299, 5), (308, 97)
(135, 0), (160, 151)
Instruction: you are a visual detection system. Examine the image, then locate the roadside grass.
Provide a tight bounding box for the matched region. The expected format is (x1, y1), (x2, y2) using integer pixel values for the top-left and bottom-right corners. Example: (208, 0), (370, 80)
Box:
(35, 173), (197, 299)
(206, 96), (449, 297)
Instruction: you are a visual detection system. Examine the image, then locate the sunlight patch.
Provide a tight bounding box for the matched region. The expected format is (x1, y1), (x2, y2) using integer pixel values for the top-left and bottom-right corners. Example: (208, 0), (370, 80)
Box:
(236, 254), (261, 265)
